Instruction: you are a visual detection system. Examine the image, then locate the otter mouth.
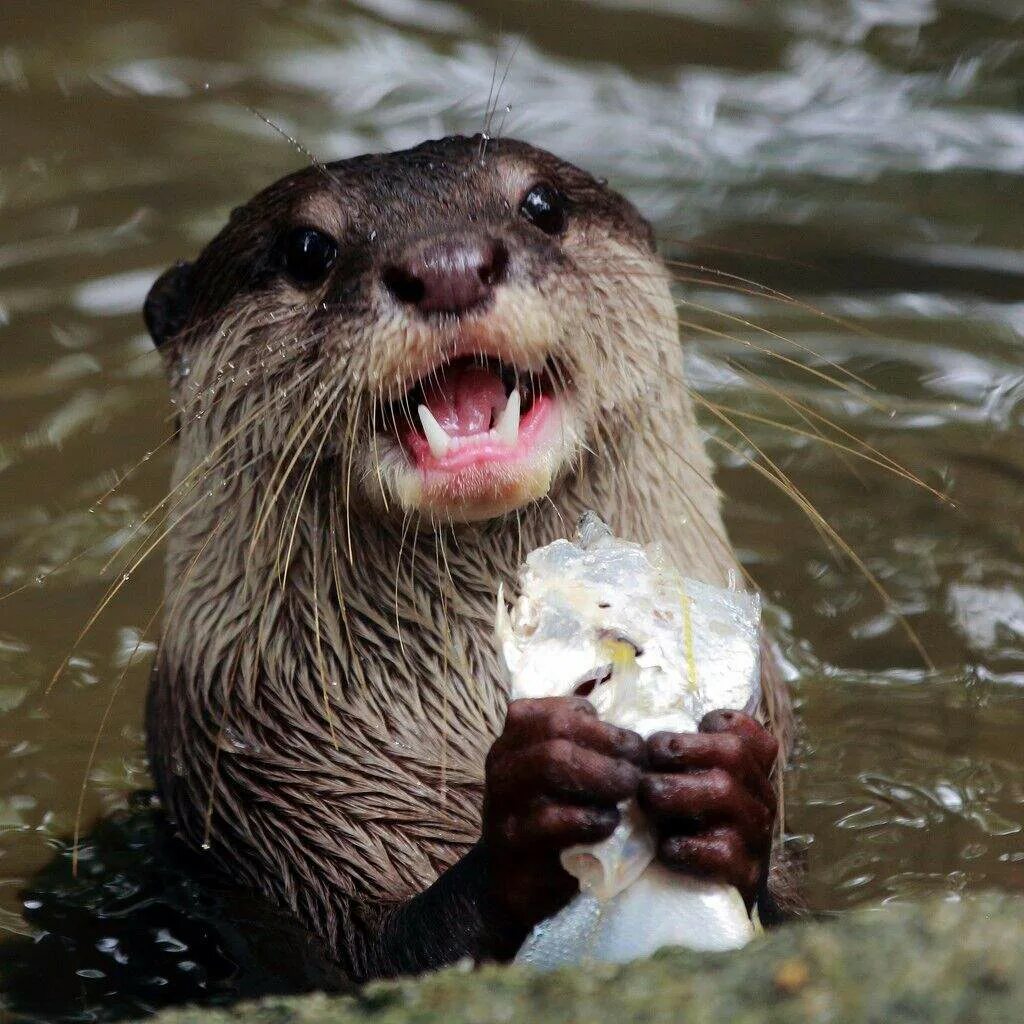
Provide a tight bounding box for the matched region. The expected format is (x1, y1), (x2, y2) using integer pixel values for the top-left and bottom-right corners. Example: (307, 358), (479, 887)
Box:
(396, 357), (557, 468)
(376, 354), (574, 522)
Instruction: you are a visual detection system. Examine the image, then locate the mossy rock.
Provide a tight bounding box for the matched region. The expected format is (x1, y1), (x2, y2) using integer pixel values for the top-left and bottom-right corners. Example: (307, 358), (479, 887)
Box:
(144, 895), (1024, 1023)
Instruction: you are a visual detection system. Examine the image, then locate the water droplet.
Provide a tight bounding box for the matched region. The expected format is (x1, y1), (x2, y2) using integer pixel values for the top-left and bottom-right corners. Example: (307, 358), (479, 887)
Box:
(35, 574), (45, 585)
(122, 573), (130, 582)
(200, 841), (211, 851)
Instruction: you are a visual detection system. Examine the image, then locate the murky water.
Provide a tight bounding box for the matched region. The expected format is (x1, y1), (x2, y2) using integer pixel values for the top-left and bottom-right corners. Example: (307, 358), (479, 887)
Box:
(1, 0), (1022, 1018)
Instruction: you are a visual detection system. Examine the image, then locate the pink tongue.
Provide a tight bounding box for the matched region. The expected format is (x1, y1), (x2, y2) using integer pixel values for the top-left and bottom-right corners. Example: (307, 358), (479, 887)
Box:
(421, 365), (506, 437)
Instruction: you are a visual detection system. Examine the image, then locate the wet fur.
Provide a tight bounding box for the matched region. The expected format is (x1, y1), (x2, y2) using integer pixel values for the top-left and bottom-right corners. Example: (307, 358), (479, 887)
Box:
(146, 136), (794, 968)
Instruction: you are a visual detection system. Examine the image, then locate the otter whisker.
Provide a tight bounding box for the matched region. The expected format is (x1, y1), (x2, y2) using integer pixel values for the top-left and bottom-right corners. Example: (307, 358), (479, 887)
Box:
(278, 388), (343, 586)
(248, 374), (339, 566)
(43, 403), (280, 692)
(327, 486), (370, 701)
(370, 392), (390, 513)
(91, 422), (185, 510)
(342, 391), (365, 564)
(696, 396), (934, 668)
(108, 365), (321, 580)
(432, 529), (454, 801)
(71, 476), (251, 874)
(574, 248), (882, 389)
(659, 250), (887, 347)
(708, 398), (950, 502)
(676, 313), (886, 411)
(723, 357), (949, 504)
(720, 356), (870, 489)
(393, 509), (415, 659)
(619, 332), (948, 509)
(479, 47), (501, 157)
(169, 309), (327, 425)
(607, 404), (739, 582)
(202, 643), (244, 852)
(572, 252), (881, 401)
(151, 351), (327, 524)
(611, 331), (943, 595)
(46, 453), (260, 694)
(0, 357), (302, 604)
(576, 256), (930, 506)
(676, 295), (885, 405)
(311, 520), (339, 751)
(655, 233), (820, 271)
(480, 38), (522, 158)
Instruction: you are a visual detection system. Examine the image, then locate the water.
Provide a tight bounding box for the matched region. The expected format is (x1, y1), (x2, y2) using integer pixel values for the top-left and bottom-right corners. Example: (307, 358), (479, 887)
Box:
(1, 0), (1022, 1017)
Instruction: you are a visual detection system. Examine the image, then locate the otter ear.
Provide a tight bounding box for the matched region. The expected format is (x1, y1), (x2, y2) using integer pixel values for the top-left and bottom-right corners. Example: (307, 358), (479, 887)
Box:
(144, 261), (194, 348)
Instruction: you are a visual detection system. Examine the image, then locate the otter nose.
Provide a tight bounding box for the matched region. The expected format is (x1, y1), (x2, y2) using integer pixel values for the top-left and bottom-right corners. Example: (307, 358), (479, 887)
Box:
(383, 235), (508, 315)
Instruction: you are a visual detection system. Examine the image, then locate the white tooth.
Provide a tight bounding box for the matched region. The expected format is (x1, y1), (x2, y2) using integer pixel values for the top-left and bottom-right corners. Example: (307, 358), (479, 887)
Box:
(495, 389), (521, 445)
(418, 405), (452, 458)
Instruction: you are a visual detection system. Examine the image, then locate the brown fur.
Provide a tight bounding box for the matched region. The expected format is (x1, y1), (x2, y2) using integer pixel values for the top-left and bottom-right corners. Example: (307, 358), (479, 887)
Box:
(145, 135), (793, 960)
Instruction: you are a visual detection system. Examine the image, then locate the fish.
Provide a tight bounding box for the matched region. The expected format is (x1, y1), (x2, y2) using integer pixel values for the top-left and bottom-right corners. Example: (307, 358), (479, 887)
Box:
(495, 512), (762, 968)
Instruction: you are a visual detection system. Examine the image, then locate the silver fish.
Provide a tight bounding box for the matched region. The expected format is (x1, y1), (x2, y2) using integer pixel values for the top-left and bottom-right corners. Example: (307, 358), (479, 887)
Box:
(495, 513), (762, 968)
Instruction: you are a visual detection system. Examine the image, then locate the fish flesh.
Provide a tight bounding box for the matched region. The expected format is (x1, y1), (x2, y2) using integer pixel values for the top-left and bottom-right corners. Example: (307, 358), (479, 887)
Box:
(495, 512), (762, 968)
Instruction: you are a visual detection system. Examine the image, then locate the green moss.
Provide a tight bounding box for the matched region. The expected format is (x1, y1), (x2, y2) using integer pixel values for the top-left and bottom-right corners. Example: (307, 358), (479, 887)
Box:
(145, 896), (1024, 1023)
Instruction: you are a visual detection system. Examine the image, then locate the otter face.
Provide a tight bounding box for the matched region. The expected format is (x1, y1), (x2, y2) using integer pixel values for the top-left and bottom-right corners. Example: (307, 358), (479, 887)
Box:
(146, 136), (676, 524)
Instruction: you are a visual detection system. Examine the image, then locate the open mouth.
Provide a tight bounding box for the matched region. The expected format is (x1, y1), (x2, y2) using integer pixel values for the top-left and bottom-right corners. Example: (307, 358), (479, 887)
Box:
(397, 357), (557, 469)
(377, 354), (573, 520)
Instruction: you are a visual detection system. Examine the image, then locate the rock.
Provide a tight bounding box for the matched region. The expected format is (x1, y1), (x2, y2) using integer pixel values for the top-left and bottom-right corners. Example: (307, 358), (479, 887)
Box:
(141, 895), (1024, 1023)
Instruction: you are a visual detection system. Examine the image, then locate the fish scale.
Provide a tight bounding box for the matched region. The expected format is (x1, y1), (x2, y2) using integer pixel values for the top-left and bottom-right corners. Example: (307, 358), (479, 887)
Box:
(495, 512), (762, 968)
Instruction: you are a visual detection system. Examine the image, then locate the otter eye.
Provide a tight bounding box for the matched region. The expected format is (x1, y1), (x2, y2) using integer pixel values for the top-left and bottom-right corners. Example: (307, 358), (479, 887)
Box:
(282, 227), (338, 286)
(519, 184), (567, 236)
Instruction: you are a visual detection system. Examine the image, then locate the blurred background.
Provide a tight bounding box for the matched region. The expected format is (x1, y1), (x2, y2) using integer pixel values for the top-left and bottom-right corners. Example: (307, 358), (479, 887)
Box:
(0, 0), (1022, 1018)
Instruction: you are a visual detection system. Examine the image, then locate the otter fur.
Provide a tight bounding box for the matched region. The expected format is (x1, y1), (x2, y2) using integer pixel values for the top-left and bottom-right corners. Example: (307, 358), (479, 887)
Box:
(144, 136), (794, 980)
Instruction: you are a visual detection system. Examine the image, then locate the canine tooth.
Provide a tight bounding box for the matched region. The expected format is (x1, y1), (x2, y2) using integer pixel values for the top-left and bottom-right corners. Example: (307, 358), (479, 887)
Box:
(418, 405), (452, 458)
(495, 389), (521, 445)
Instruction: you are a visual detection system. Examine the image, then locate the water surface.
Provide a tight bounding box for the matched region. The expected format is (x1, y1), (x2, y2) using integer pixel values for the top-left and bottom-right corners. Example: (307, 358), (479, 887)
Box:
(1, 0), (1023, 1018)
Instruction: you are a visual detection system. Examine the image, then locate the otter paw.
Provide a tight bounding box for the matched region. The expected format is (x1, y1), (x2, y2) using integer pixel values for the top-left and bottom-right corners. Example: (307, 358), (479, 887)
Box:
(483, 696), (644, 927)
(637, 709), (778, 909)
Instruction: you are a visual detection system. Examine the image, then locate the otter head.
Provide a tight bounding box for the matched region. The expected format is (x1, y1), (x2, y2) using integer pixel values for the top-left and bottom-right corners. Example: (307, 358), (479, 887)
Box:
(145, 136), (675, 525)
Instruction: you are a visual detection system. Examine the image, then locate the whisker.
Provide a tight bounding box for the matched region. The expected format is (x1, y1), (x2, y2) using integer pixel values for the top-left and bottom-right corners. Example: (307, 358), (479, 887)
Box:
(697, 397), (934, 669)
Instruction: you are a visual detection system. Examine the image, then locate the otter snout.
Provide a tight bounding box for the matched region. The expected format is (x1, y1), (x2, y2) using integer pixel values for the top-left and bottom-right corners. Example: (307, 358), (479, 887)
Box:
(382, 233), (509, 316)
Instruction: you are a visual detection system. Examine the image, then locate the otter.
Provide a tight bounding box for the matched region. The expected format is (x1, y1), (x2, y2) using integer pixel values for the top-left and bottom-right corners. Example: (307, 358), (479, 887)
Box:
(142, 135), (794, 981)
